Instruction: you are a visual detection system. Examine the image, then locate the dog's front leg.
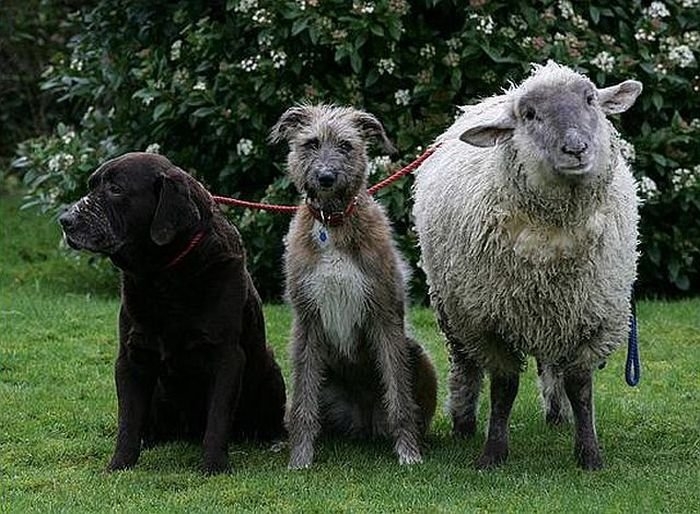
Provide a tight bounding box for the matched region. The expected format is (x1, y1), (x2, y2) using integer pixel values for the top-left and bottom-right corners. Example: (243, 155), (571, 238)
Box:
(287, 319), (325, 470)
(108, 343), (158, 471)
(201, 344), (245, 475)
(372, 322), (423, 465)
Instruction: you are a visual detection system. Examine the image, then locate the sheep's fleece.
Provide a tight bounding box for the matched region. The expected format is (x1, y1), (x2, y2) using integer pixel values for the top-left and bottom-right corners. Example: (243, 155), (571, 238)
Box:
(413, 61), (641, 374)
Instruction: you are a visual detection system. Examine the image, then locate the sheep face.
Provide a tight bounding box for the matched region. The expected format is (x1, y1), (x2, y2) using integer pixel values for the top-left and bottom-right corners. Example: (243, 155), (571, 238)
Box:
(459, 64), (642, 183)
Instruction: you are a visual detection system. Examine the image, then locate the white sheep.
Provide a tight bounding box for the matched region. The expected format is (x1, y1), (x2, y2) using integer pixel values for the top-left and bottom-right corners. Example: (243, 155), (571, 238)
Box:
(413, 61), (642, 470)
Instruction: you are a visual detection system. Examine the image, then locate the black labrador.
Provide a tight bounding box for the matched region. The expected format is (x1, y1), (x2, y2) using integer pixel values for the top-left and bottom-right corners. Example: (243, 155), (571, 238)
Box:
(59, 152), (286, 474)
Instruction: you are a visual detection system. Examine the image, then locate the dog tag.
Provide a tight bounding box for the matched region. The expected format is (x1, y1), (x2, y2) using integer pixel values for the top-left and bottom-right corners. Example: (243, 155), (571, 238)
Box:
(317, 227), (329, 248)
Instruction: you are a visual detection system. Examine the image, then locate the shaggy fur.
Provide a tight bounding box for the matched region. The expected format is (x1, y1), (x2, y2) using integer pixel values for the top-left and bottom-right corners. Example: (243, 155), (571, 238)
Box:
(59, 152), (286, 474)
(270, 104), (438, 469)
(413, 61), (642, 470)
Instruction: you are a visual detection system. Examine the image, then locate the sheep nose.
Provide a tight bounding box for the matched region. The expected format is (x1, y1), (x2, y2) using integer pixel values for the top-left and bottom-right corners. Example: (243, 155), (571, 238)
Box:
(562, 130), (588, 157)
(318, 170), (336, 188)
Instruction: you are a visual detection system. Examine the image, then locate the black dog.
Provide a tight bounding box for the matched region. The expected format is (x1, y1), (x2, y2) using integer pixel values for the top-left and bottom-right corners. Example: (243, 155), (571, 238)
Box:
(59, 152), (286, 474)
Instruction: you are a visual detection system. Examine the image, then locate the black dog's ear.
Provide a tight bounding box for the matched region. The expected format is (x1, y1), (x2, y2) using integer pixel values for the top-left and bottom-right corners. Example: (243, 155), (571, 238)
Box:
(150, 171), (201, 246)
(353, 111), (397, 155)
(269, 105), (313, 144)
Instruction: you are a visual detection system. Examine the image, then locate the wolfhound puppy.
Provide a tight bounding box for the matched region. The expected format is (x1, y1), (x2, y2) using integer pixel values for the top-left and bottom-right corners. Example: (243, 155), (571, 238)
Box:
(270, 104), (438, 469)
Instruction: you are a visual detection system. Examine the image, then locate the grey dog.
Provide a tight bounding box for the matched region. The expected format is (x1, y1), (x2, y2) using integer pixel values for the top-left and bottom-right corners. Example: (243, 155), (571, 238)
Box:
(270, 104), (438, 469)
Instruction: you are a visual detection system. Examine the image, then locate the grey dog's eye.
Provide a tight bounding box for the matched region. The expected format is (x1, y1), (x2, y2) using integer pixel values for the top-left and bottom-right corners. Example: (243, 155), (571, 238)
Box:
(303, 137), (319, 150)
(338, 140), (353, 153)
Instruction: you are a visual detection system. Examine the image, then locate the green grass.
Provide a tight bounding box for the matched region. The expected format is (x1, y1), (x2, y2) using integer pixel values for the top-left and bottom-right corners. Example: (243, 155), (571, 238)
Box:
(1, 192), (699, 513)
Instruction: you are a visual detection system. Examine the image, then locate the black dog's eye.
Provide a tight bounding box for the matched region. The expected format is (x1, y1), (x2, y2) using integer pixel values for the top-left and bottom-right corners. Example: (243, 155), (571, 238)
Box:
(302, 137), (319, 150)
(524, 106), (536, 121)
(106, 183), (124, 197)
(338, 140), (353, 154)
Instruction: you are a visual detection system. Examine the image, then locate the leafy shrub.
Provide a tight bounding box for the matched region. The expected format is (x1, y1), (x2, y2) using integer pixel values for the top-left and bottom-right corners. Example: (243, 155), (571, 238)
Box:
(12, 0), (700, 300)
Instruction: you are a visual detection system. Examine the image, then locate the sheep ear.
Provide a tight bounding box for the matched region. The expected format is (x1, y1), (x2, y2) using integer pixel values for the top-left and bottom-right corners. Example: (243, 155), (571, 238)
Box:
(150, 171), (201, 246)
(269, 105), (312, 144)
(459, 113), (515, 147)
(598, 80), (643, 115)
(353, 111), (397, 154)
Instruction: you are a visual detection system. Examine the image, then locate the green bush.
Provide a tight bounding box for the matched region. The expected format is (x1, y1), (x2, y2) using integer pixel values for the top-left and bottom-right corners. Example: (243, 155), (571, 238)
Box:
(12, 0), (700, 300)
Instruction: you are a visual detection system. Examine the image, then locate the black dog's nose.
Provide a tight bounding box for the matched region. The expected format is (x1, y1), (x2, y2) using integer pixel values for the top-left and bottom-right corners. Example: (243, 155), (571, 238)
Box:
(58, 210), (75, 230)
(318, 170), (336, 188)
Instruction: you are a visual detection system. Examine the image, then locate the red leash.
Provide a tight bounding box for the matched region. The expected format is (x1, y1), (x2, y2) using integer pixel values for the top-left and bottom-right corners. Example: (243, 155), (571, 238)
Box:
(211, 144), (440, 213)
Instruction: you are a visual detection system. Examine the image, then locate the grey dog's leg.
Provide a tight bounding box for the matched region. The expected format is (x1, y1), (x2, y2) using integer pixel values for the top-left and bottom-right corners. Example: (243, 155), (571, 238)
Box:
(287, 321), (325, 470)
(447, 350), (483, 438)
(372, 323), (423, 465)
(475, 371), (519, 469)
(564, 368), (603, 470)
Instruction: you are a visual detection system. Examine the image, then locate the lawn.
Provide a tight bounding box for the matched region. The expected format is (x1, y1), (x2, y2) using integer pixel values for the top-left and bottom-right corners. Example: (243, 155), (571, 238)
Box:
(1, 192), (699, 513)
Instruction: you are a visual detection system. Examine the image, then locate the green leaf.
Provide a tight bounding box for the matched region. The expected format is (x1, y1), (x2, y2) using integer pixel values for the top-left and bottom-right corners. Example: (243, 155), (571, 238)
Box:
(191, 106), (215, 119)
(350, 52), (362, 73)
(153, 102), (170, 121)
(291, 18), (308, 36)
(365, 69), (379, 88)
(652, 92), (664, 111)
(589, 5), (600, 24)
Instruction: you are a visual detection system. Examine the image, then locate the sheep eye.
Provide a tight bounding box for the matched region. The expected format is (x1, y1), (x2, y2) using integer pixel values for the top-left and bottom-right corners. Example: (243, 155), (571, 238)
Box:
(586, 93), (596, 105)
(303, 137), (319, 150)
(524, 107), (536, 121)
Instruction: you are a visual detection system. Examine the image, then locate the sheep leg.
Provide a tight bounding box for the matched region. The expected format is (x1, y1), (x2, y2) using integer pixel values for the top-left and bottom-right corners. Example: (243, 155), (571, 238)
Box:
(536, 359), (572, 426)
(448, 352), (483, 438)
(563, 369), (603, 470)
(475, 371), (519, 469)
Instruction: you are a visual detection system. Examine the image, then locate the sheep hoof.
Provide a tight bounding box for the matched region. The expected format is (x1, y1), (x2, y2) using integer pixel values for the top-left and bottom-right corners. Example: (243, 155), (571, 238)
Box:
(575, 446), (604, 471)
(474, 445), (508, 470)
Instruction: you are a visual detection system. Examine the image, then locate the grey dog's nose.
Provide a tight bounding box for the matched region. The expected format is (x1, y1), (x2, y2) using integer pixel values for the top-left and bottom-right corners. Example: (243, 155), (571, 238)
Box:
(318, 170), (336, 188)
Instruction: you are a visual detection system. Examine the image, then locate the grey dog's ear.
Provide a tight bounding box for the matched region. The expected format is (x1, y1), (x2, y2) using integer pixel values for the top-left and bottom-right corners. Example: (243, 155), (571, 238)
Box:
(269, 105), (313, 144)
(150, 170), (201, 246)
(353, 111), (397, 154)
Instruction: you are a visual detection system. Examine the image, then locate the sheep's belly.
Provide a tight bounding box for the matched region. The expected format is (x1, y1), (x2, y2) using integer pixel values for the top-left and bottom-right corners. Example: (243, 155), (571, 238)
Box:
(306, 248), (366, 358)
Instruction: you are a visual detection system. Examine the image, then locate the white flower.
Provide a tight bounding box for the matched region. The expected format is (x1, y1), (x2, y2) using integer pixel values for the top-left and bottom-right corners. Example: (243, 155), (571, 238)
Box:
(192, 79), (207, 91)
(270, 50), (287, 69)
(558, 0), (574, 19)
(443, 51), (460, 67)
(446, 37), (462, 51)
(236, 138), (254, 156)
(619, 139), (637, 163)
(394, 89), (411, 106)
(368, 155), (392, 176)
(353, 1), (375, 14)
(419, 44), (436, 59)
(61, 130), (76, 145)
(638, 176), (658, 198)
(668, 45), (696, 68)
(258, 33), (274, 48)
(47, 152), (75, 173)
(671, 167), (700, 191)
(644, 1), (670, 18)
(234, 0), (258, 13)
(252, 8), (271, 24)
(377, 58), (396, 75)
(142, 95), (154, 106)
(469, 13), (495, 35)
(145, 143), (161, 154)
(239, 56), (260, 72)
(635, 29), (656, 43)
(591, 51), (615, 73)
(681, 0), (699, 6)
(684, 31), (700, 46)
(70, 56), (84, 72)
(170, 40), (182, 61)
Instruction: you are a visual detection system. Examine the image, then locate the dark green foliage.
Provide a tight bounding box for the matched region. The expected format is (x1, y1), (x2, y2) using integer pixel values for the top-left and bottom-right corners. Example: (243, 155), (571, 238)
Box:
(9, 0), (700, 299)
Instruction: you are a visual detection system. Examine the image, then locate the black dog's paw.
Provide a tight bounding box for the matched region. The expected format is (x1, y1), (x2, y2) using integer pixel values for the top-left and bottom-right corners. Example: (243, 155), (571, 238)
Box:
(107, 452), (139, 472)
(202, 453), (230, 475)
